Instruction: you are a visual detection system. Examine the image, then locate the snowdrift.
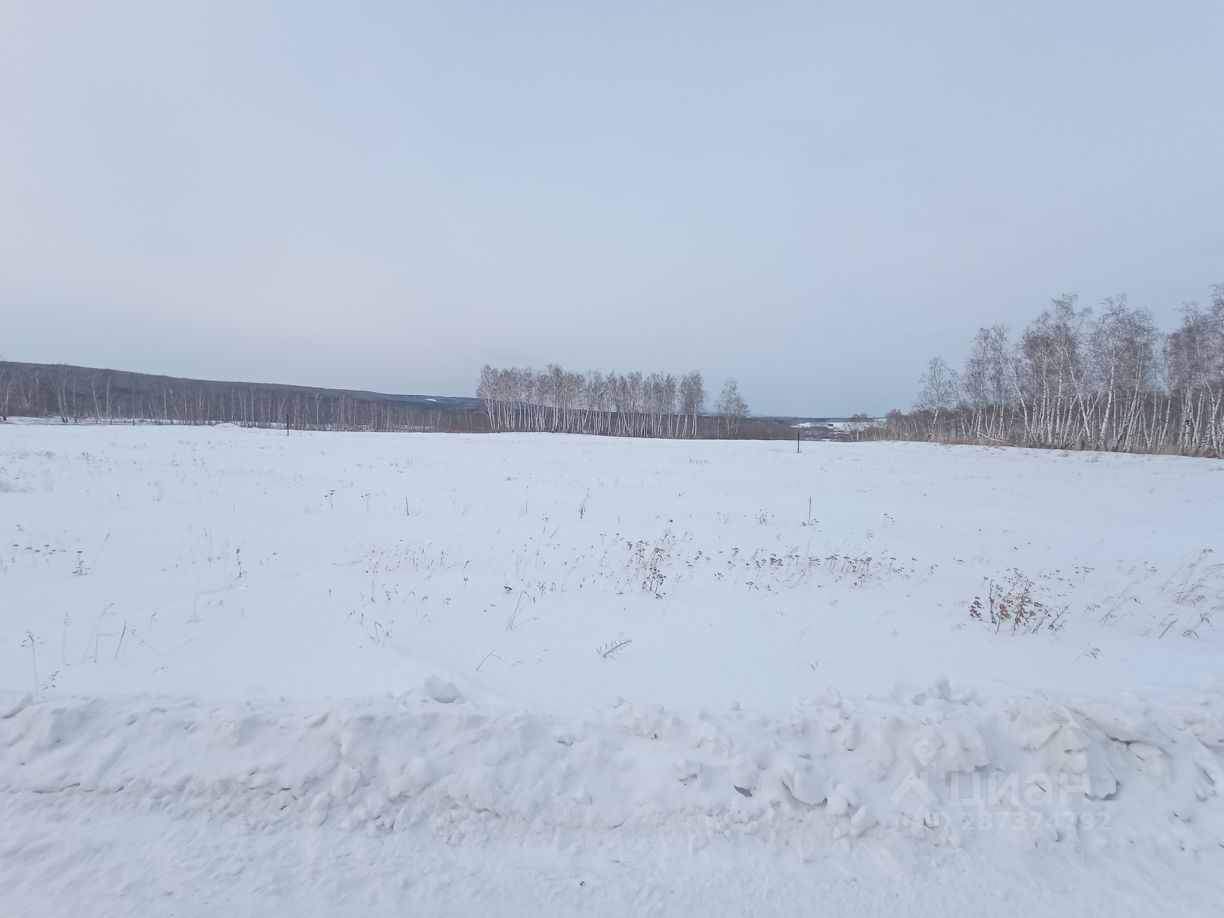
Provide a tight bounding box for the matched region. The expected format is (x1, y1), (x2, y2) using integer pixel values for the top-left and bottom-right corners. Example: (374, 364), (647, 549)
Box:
(5, 677), (1223, 855)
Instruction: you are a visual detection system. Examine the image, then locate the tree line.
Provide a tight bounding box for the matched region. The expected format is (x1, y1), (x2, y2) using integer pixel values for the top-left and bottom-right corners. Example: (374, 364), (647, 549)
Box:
(0, 362), (484, 432)
(0, 360), (766, 440)
(879, 283), (1224, 455)
(477, 365), (750, 438)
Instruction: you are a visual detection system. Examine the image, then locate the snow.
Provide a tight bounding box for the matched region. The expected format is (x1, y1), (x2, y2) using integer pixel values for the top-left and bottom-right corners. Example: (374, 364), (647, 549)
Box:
(2, 424), (1223, 915)
(793, 418), (880, 431)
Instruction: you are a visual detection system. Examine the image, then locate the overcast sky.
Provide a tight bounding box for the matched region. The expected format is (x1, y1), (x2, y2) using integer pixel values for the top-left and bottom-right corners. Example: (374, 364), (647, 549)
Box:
(2, 1), (1221, 415)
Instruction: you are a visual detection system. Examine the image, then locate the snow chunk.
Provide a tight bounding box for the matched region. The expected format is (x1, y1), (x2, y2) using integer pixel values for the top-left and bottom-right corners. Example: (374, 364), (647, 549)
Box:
(423, 677), (461, 704)
(780, 760), (828, 806)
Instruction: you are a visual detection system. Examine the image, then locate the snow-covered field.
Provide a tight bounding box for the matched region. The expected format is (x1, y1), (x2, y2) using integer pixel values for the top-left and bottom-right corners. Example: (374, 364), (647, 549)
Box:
(2, 423), (1223, 916)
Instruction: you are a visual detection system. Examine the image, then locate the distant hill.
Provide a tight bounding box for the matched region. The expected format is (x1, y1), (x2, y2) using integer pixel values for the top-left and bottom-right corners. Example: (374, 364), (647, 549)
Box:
(0, 361), (485, 431)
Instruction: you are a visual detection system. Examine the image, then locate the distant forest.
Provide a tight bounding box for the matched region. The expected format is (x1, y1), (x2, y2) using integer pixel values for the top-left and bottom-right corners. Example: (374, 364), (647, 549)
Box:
(0, 361), (486, 432)
(878, 283), (1224, 456)
(0, 361), (835, 440)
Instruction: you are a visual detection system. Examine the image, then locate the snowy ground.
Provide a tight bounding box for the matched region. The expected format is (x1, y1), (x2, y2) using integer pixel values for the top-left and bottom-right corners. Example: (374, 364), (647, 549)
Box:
(2, 423), (1223, 915)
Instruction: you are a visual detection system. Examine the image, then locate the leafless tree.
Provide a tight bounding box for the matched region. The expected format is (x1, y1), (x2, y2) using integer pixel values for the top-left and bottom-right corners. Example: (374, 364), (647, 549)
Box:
(715, 378), (748, 438)
(878, 282), (1224, 456)
(914, 357), (960, 438)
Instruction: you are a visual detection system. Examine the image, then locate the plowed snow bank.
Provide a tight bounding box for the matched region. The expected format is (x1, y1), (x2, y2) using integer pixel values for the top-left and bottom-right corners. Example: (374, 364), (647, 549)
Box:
(5, 678), (1222, 854)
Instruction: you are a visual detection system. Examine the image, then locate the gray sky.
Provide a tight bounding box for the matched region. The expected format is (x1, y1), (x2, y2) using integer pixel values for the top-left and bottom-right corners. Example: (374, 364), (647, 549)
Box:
(2, 1), (1222, 415)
